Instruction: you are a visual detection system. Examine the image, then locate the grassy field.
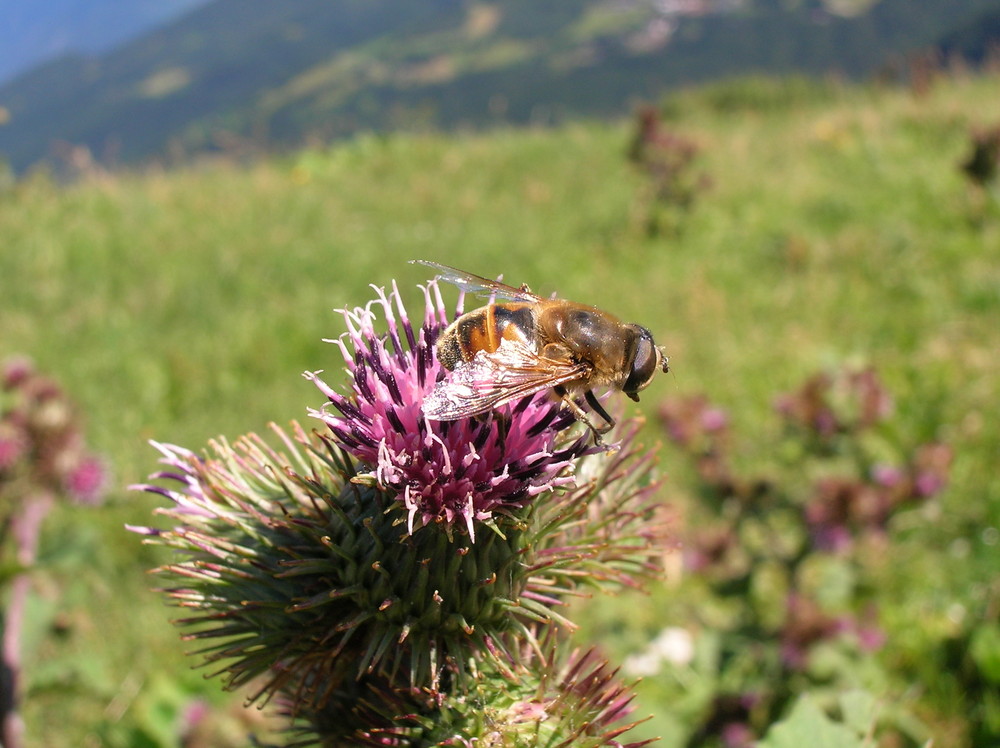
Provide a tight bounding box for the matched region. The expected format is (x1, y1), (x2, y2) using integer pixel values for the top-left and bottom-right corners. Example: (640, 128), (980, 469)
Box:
(2, 70), (999, 745)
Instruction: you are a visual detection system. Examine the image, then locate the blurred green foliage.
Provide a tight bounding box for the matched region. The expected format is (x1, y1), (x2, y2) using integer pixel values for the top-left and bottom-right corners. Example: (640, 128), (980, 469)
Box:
(0, 70), (998, 745)
(619, 366), (957, 746)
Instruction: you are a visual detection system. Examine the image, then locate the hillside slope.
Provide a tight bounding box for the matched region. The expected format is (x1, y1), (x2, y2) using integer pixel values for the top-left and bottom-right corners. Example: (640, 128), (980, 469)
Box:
(1, 0), (998, 173)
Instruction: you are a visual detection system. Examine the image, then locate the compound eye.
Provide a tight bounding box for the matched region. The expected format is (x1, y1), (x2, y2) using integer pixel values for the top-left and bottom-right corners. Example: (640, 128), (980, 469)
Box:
(623, 330), (659, 396)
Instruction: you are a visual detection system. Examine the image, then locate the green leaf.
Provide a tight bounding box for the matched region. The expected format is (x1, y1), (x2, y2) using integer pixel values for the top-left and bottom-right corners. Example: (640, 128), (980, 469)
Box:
(970, 623), (1000, 684)
(797, 554), (856, 610)
(839, 689), (879, 736)
(758, 696), (863, 748)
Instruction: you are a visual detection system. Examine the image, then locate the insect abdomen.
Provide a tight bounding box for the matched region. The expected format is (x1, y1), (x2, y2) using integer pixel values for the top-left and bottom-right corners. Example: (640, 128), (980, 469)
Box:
(493, 305), (536, 346)
(435, 321), (467, 370)
(435, 304), (537, 371)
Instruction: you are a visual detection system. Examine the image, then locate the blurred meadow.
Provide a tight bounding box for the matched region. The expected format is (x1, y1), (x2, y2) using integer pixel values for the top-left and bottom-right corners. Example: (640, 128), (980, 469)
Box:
(2, 69), (1000, 745)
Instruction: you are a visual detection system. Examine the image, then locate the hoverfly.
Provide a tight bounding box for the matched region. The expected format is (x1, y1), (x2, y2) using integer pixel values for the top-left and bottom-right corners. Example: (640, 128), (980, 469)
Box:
(413, 260), (669, 440)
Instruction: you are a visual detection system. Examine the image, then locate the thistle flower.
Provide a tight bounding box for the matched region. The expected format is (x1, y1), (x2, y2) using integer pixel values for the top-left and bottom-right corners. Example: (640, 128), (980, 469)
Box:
(132, 418), (665, 710)
(338, 637), (657, 748)
(133, 277), (667, 746)
(721, 722), (755, 748)
(0, 422), (26, 471)
(688, 693), (760, 748)
(2, 356), (33, 389)
(1, 356), (108, 509)
(656, 394), (728, 453)
(779, 594), (843, 671)
(910, 442), (952, 499)
(63, 454), (109, 506)
(1, 356), (107, 748)
(773, 366), (892, 441)
(307, 279), (591, 541)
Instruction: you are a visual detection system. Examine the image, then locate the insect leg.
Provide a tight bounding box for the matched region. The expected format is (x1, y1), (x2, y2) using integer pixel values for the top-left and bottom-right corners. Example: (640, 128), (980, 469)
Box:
(583, 390), (616, 433)
(553, 386), (609, 444)
(491, 410), (509, 458)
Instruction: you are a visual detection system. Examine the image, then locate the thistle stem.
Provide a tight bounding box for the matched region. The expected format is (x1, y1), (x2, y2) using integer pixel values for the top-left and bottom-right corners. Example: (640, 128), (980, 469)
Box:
(1, 491), (53, 748)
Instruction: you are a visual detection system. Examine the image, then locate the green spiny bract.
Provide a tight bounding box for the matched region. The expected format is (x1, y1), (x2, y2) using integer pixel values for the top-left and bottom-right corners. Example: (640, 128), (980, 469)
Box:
(133, 277), (667, 746)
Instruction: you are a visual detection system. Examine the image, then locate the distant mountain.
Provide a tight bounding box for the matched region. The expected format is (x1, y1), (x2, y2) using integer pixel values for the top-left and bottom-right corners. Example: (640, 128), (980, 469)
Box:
(938, 6), (1000, 64)
(0, 0), (210, 85)
(1, 0), (998, 174)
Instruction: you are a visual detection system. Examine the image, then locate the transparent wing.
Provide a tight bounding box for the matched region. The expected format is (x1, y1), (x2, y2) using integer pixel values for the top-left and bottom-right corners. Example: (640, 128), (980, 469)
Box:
(411, 259), (543, 303)
(423, 338), (589, 421)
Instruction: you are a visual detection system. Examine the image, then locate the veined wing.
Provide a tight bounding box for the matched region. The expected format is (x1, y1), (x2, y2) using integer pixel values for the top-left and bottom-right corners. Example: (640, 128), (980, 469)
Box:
(422, 337), (589, 421)
(411, 259), (542, 303)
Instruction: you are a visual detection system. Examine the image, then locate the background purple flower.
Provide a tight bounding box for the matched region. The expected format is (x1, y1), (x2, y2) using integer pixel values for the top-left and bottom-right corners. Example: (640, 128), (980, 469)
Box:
(63, 454), (108, 506)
